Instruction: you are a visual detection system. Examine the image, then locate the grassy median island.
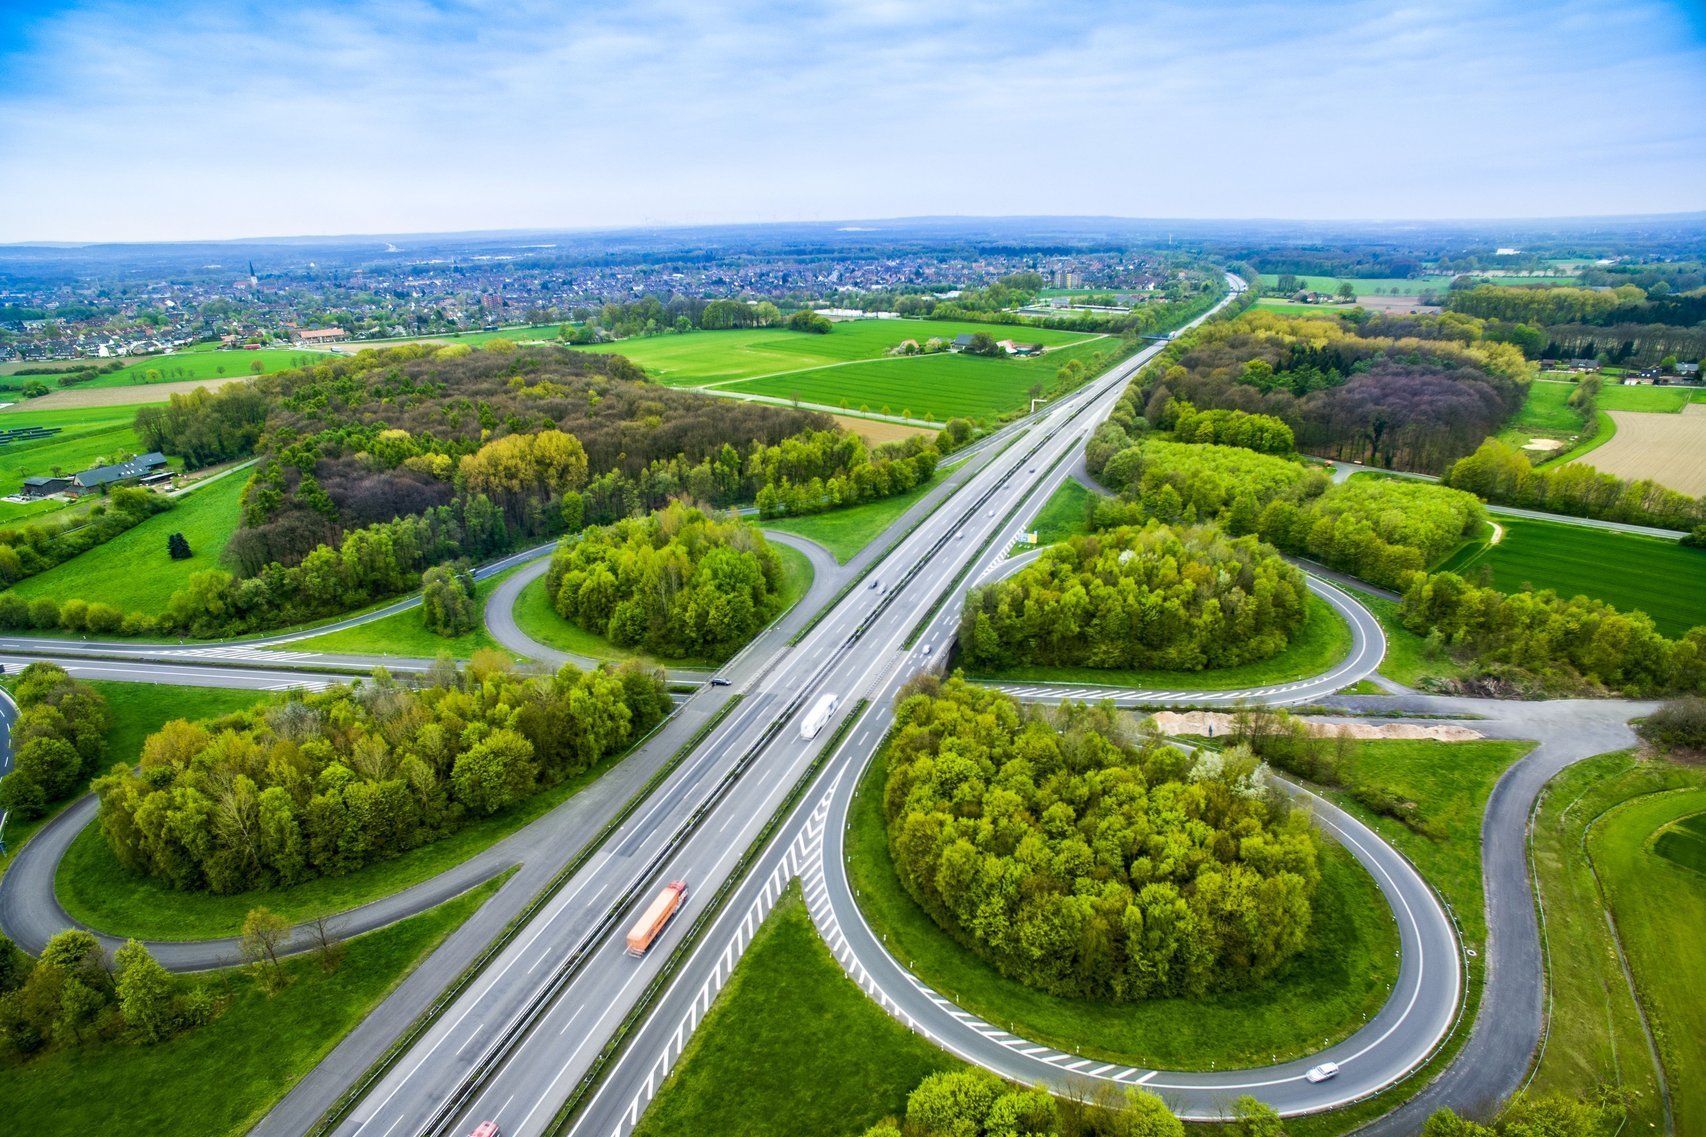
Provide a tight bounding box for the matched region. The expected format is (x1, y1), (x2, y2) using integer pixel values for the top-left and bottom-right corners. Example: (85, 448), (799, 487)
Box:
(844, 743), (1400, 1071)
(763, 461), (961, 564)
(5, 872), (506, 1137)
(1528, 752), (1706, 1135)
(511, 538), (813, 667)
(282, 563), (520, 659)
(634, 883), (963, 1137)
(967, 590), (1351, 692)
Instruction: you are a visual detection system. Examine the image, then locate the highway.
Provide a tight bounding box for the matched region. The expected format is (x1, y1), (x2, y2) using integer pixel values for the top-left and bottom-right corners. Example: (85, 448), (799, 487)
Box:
(0, 273), (1551, 1136)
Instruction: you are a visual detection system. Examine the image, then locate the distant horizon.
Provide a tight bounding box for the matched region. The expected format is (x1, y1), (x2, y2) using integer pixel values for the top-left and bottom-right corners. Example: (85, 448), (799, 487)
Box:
(3, 2), (1704, 243)
(5, 208), (1706, 251)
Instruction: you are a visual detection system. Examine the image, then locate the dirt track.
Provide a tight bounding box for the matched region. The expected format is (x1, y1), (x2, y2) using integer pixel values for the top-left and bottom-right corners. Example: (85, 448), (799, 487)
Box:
(1571, 405), (1706, 496)
(1151, 710), (1485, 742)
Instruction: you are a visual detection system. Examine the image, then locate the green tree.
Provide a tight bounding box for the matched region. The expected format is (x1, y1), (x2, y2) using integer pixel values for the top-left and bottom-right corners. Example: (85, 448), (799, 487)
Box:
(114, 939), (175, 1043)
(167, 531), (193, 560)
(240, 907), (291, 991)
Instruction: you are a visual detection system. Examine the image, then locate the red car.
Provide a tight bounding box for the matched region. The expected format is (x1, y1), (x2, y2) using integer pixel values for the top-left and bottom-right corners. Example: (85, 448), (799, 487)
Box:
(471, 1123), (500, 1137)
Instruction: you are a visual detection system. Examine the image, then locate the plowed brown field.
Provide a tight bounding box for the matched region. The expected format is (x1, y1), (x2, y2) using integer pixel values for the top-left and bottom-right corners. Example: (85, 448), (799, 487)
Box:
(1570, 405), (1706, 496)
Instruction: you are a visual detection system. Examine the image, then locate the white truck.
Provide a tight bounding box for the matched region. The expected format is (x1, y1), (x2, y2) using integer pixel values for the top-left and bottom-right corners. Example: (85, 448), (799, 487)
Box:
(799, 693), (839, 740)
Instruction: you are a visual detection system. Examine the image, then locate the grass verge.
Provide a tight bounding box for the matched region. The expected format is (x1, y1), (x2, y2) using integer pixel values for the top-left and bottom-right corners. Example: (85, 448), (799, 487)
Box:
(633, 883), (961, 1137)
(282, 566), (519, 659)
(1025, 479), (1097, 545)
(3, 872), (506, 1137)
(1343, 587), (1467, 689)
(764, 463), (962, 564)
(843, 741), (1400, 1071)
(968, 591), (1351, 692)
(1527, 751), (1694, 1133)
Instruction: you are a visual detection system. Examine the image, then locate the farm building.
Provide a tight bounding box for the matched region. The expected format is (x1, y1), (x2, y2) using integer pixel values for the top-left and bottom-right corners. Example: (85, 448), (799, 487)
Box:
(21, 451), (169, 499)
(290, 327), (349, 344)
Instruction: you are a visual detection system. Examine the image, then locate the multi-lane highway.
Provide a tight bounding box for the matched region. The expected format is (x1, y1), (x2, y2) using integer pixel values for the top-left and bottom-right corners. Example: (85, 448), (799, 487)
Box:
(0, 274), (1526, 1137)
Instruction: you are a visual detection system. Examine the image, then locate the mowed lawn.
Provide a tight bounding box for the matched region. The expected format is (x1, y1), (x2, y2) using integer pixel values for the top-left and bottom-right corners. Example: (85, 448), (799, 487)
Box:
(570, 320), (1105, 388)
(728, 335), (1118, 421)
(9, 470), (248, 612)
(1438, 516), (1706, 636)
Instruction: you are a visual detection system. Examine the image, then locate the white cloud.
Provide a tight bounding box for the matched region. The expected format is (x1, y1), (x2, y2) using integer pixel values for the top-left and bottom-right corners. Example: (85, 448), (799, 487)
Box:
(0, 0), (1702, 239)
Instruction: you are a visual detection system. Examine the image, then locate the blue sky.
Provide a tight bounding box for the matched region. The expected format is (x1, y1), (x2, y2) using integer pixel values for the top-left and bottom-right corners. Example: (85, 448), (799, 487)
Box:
(0, 0), (1703, 241)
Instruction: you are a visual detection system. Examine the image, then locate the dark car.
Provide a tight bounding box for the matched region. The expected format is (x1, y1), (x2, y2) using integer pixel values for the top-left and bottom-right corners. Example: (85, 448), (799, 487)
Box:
(710, 677), (731, 687)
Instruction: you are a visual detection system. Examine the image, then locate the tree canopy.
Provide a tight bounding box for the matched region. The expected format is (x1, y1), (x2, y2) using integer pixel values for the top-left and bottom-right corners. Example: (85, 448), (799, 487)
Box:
(960, 522), (1307, 671)
(884, 678), (1319, 1001)
(92, 659), (669, 894)
(548, 503), (785, 660)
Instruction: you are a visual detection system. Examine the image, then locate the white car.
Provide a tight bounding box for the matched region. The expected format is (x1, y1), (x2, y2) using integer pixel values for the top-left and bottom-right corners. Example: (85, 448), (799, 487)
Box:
(1305, 1062), (1340, 1084)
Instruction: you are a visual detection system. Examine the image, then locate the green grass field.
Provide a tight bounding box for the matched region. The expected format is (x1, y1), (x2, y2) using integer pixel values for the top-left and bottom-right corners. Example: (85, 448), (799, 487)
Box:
(1585, 779), (1706, 1134)
(1438, 516), (1706, 637)
(1257, 273), (1464, 296)
(634, 884), (962, 1137)
(1343, 587), (1468, 689)
(1250, 298), (1354, 318)
(2, 873), (504, 1137)
(89, 680), (273, 762)
(1509, 380), (1585, 435)
(508, 539), (811, 667)
(723, 337), (1117, 422)
(843, 743), (1400, 1070)
(571, 320), (1103, 387)
(1529, 753), (1671, 1133)
(54, 348), (316, 390)
(764, 463), (959, 563)
(1321, 739), (1534, 948)
(969, 591), (1351, 692)
(283, 566), (519, 659)
(9, 468), (248, 612)
(1654, 813), (1706, 875)
(1024, 479), (1097, 545)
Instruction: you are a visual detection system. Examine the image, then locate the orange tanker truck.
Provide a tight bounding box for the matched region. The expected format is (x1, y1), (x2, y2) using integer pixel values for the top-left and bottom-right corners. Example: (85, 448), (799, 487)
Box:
(625, 880), (688, 956)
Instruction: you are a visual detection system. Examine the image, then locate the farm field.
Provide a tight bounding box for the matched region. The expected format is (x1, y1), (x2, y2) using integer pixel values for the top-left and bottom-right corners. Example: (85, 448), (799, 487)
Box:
(0, 403), (158, 516)
(5, 348), (318, 391)
(8, 470), (248, 612)
(1437, 516), (1706, 636)
(570, 320), (1105, 389)
(1257, 273), (1462, 295)
(724, 336), (1118, 422)
(1565, 406), (1706, 496)
(1250, 298), (1353, 318)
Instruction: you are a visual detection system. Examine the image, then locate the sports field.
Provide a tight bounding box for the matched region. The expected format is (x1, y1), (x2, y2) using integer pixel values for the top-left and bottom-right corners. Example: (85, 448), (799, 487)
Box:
(9, 469), (248, 612)
(1438, 515), (1706, 636)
